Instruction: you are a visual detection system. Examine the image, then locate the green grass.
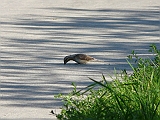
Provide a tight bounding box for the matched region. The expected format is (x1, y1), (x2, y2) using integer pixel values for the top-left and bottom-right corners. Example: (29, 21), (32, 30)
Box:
(55, 44), (160, 120)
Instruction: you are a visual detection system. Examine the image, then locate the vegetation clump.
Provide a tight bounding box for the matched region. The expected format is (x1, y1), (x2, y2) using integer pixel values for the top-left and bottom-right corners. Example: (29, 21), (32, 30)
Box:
(55, 44), (160, 120)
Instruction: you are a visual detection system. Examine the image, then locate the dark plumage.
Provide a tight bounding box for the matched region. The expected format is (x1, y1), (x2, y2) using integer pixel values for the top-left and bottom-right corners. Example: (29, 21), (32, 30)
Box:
(64, 54), (95, 64)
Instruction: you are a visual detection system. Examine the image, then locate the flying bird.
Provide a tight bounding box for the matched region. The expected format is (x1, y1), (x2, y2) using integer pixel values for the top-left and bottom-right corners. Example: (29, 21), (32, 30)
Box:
(64, 54), (101, 64)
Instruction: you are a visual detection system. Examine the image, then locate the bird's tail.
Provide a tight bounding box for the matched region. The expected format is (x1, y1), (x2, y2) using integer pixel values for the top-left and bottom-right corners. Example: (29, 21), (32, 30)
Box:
(91, 59), (105, 62)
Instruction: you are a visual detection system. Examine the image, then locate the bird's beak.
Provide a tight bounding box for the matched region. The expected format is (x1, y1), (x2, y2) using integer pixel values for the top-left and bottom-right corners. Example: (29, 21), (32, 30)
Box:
(64, 56), (70, 65)
(64, 60), (67, 65)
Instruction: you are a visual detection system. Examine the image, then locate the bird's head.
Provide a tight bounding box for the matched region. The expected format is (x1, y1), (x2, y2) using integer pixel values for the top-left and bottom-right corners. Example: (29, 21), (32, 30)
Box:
(64, 55), (72, 64)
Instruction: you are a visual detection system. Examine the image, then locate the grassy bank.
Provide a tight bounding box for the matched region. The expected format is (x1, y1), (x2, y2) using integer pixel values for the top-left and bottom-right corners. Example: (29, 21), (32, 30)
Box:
(55, 44), (160, 120)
